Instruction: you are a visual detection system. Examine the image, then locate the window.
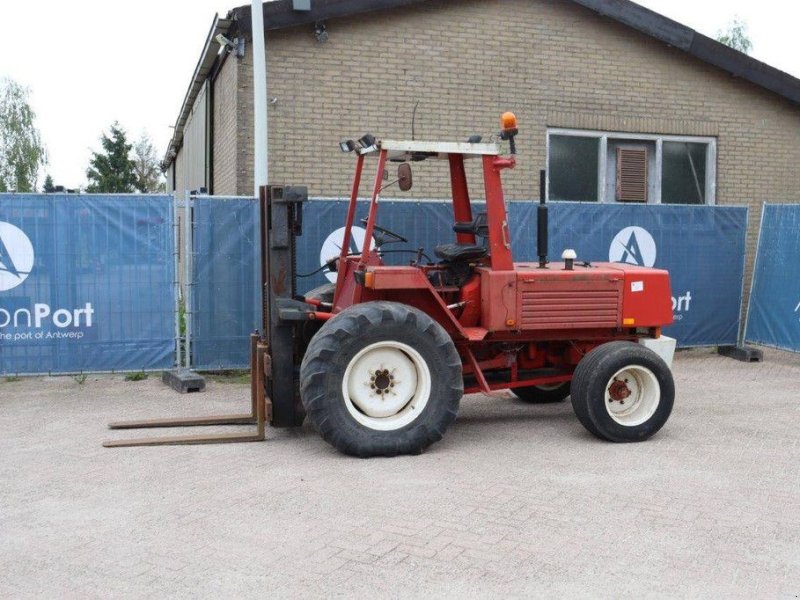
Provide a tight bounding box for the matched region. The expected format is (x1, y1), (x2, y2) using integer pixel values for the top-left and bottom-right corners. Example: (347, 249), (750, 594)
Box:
(547, 130), (716, 204)
(662, 141), (708, 204)
(549, 135), (599, 202)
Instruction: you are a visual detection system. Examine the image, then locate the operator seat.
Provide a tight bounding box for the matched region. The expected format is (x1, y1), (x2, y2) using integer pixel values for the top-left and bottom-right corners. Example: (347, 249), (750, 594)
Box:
(434, 244), (487, 262)
(434, 212), (489, 262)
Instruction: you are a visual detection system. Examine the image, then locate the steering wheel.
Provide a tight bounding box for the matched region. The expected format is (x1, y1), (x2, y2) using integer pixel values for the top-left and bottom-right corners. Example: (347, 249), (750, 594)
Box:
(360, 218), (408, 244)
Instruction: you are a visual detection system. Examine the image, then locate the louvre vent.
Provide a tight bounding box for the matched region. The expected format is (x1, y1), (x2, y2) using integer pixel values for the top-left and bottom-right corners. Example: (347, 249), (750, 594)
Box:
(519, 287), (621, 329)
(616, 147), (648, 202)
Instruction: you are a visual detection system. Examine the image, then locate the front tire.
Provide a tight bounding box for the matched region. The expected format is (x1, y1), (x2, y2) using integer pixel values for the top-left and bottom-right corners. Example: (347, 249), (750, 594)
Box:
(571, 342), (674, 442)
(300, 302), (463, 457)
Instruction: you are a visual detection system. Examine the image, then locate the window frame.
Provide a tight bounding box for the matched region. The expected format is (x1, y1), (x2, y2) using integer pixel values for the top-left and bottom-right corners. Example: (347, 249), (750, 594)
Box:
(546, 128), (717, 205)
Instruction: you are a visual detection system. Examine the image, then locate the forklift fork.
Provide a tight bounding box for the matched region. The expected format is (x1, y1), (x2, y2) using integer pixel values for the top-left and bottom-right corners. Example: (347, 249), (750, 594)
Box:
(102, 334), (271, 447)
(103, 185), (306, 448)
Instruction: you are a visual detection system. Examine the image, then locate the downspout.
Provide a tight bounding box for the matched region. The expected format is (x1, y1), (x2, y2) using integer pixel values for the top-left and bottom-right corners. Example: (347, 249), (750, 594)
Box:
(207, 79), (214, 194)
(251, 0), (268, 196)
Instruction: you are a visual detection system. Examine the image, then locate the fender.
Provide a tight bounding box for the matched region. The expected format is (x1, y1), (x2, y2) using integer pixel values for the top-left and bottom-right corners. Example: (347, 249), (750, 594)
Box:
(357, 266), (472, 340)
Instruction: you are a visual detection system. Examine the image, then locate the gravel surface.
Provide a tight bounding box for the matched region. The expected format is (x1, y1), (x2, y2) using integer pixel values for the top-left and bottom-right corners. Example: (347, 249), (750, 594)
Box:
(1, 348), (799, 598)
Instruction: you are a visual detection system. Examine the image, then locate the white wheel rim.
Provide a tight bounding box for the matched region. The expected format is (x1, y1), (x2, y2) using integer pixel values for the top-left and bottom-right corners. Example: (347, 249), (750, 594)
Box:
(604, 365), (660, 427)
(342, 341), (432, 431)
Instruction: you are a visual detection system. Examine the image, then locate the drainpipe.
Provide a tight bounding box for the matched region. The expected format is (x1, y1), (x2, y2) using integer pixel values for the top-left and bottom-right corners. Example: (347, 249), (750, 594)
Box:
(251, 0), (268, 196)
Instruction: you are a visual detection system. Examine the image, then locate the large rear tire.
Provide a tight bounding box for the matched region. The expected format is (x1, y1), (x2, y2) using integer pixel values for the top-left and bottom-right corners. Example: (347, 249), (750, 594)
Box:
(300, 302), (463, 457)
(571, 342), (674, 442)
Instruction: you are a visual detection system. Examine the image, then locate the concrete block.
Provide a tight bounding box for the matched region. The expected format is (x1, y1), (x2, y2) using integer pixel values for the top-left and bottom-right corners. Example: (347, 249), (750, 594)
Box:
(717, 345), (764, 363)
(639, 335), (677, 368)
(161, 369), (206, 393)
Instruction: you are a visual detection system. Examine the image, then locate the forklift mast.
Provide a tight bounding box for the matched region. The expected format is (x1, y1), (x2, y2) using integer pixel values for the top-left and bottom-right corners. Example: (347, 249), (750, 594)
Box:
(260, 185), (308, 428)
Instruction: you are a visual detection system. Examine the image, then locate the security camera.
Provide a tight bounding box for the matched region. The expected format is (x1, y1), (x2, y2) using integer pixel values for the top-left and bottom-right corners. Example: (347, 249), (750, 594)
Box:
(314, 21), (328, 43)
(215, 34), (244, 58)
(215, 33), (234, 48)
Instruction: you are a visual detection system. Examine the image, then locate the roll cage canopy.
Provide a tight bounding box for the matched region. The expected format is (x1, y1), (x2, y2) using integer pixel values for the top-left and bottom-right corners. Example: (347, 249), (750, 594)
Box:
(371, 140), (502, 161)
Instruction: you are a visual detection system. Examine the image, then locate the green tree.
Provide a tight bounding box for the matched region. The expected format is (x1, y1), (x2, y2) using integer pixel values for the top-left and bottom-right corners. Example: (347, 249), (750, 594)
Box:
(43, 174), (55, 193)
(132, 132), (164, 193)
(86, 122), (137, 193)
(716, 16), (753, 54)
(0, 77), (47, 192)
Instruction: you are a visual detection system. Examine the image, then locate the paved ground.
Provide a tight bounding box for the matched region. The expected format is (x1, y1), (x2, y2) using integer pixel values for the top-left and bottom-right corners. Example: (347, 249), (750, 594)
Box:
(1, 348), (799, 599)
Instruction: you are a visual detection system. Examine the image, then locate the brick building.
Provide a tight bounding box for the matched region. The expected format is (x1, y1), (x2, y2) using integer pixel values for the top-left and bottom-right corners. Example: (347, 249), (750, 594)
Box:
(163, 0), (800, 293)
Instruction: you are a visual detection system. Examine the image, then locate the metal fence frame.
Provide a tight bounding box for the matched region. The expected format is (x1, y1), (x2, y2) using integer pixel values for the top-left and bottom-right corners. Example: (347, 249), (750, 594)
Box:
(179, 193), (259, 370)
(744, 202), (800, 353)
(181, 196), (750, 369)
(0, 193), (759, 374)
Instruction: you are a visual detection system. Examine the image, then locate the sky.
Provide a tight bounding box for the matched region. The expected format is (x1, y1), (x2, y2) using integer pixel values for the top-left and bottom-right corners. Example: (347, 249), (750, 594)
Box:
(2, 0), (799, 189)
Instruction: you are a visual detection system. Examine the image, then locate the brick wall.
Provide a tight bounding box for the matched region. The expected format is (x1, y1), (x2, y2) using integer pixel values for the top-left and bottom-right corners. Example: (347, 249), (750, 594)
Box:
(209, 0), (800, 318)
(212, 53), (239, 195)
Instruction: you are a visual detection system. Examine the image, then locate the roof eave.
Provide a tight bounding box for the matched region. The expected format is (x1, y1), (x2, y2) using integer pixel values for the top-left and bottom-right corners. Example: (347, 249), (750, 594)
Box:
(229, 0), (429, 36)
(230, 0), (800, 107)
(688, 33), (800, 105)
(161, 14), (233, 171)
(572, 0), (800, 106)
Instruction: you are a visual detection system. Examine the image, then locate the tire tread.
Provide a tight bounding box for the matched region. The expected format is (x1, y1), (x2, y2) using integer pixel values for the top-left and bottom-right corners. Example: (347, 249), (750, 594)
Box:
(300, 301), (462, 457)
(571, 341), (674, 442)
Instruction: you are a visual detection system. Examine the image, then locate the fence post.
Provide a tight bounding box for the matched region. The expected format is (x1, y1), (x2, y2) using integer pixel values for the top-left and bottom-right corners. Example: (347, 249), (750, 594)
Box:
(741, 202), (766, 344)
(174, 192), (182, 369)
(184, 191), (192, 369)
(715, 205), (763, 361)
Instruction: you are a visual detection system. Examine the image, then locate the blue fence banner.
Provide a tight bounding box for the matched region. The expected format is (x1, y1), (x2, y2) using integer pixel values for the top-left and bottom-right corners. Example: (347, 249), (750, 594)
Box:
(0, 194), (175, 375)
(190, 198), (748, 368)
(745, 204), (800, 352)
(294, 201), (748, 348)
(191, 198), (261, 370)
(510, 203), (748, 347)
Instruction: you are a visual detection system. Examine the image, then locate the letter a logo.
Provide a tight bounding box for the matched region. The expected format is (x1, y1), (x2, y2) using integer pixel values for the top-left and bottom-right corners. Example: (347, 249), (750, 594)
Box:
(620, 231), (644, 265)
(0, 222), (35, 292)
(609, 226), (657, 267)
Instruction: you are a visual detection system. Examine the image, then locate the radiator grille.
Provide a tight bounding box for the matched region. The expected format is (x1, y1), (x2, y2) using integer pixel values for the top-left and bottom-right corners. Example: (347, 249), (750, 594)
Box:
(520, 289), (620, 329)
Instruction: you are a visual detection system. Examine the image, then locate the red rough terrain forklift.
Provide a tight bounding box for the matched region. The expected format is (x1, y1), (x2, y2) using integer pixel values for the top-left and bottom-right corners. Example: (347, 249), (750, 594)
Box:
(106, 113), (676, 457)
(292, 112), (676, 456)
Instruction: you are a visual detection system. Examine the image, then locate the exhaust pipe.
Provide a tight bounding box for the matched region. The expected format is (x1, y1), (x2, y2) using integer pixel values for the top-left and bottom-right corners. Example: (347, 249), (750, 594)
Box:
(538, 169), (548, 269)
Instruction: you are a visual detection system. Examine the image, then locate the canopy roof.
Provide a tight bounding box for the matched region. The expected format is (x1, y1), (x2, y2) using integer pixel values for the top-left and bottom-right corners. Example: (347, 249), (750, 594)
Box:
(374, 140), (502, 161)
